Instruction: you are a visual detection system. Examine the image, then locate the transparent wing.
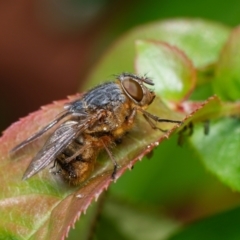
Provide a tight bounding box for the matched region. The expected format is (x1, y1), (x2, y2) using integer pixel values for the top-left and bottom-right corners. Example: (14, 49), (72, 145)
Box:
(10, 110), (70, 154)
(22, 120), (84, 180)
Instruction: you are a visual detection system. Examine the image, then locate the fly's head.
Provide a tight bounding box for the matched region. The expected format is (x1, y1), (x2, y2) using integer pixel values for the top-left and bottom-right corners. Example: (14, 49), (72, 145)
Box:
(118, 73), (156, 108)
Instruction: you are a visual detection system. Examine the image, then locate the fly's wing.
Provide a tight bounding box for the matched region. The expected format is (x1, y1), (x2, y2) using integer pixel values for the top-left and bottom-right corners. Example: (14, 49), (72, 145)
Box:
(22, 120), (83, 180)
(10, 110), (70, 154)
(21, 107), (107, 180)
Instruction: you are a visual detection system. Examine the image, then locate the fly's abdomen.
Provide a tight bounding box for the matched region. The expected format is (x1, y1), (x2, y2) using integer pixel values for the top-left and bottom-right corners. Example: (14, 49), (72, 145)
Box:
(55, 134), (100, 185)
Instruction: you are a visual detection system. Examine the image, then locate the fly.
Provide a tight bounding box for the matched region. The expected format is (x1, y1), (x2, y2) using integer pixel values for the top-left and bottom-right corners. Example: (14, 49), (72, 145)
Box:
(10, 73), (182, 185)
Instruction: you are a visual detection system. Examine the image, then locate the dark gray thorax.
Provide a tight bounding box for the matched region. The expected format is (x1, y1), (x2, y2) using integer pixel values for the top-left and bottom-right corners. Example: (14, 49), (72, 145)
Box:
(84, 82), (126, 109)
(69, 82), (127, 115)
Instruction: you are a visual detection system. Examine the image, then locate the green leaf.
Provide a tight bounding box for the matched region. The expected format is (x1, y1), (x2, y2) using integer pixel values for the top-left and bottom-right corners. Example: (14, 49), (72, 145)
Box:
(213, 26), (240, 100)
(85, 19), (230, 88)
(135, 40), (196, 102)
(191, 117), (240, 191)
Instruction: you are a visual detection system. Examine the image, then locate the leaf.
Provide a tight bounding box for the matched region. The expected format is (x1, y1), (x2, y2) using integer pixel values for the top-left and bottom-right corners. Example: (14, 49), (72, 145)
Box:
(84, 19), (230, 88)
(135, 40), (196, 102)
(191, 117), (240, 191)
(213, 26), (240, 100)
(1, 88), (227, 240)
(0, 93), (183, 240)
(176, 95), (240, 192)
(1, 88), (233, 239)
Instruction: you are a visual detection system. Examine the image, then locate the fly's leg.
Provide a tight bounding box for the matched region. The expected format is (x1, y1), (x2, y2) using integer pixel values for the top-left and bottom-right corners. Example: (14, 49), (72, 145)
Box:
(139, 109), (182, 132)
(102, 139), (118, 179)
(203, 120), (210, 135)
(139, 109), (182, 125)
(127, 108), (137, 125)
(50, 160), (57, 170)
(49, 161), (63, 176)
(143, 113), (168, 132)
(64, 147), (84, 163)
(49, 160), (62, 175)
(178, 122), (194, 146)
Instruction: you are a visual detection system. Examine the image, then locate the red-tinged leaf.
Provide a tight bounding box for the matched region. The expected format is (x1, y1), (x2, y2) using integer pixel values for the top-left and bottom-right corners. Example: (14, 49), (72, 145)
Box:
(135, 40), (196, 102)
(1, 89), (229, 239)
(177, 96), (240, 121)
(0, 91), (185, 240)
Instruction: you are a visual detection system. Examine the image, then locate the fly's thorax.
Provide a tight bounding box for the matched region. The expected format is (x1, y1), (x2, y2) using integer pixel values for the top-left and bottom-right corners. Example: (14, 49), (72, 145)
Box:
(84, 103), (132, 134)
(82, 81), (126, 111)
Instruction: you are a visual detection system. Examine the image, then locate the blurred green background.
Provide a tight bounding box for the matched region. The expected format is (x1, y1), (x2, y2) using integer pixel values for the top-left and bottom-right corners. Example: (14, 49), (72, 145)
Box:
(1, 0), (240, 132)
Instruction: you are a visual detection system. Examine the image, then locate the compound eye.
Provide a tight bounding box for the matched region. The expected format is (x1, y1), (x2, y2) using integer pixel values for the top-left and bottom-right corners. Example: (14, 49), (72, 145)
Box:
(123, 78), (143, 102)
